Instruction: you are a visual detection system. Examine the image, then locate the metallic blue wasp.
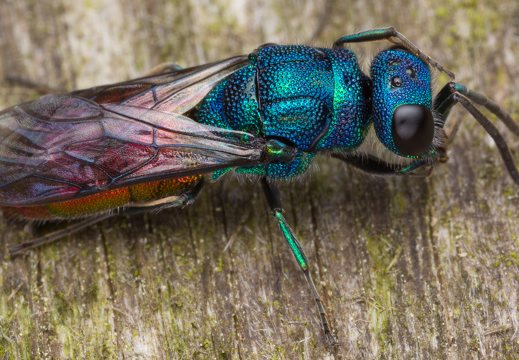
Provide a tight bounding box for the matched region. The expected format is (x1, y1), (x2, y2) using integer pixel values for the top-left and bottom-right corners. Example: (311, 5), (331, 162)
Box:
(2, 28), (518, 347)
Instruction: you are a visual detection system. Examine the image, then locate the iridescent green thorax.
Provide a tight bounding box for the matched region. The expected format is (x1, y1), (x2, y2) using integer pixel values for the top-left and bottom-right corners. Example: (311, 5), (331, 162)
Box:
(250, 45), (370, 152)
(196, 44), (372, 179)
(314, 48), (371, 150)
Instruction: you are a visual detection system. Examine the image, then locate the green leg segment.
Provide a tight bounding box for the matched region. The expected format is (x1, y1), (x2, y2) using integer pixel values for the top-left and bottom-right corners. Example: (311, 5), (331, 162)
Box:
(273, 210), (308, 270)
(261, 178), (337, 349)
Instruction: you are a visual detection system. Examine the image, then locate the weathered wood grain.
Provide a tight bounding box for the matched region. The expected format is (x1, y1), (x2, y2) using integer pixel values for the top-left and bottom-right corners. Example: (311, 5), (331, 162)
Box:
(0, 1), (518, 359)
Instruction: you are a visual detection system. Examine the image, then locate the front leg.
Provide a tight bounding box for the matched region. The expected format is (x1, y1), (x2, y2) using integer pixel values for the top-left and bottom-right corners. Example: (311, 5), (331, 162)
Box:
(433, 81), (519, 185)
(331, 152), (435, 177)
(261, 178), (337, 349)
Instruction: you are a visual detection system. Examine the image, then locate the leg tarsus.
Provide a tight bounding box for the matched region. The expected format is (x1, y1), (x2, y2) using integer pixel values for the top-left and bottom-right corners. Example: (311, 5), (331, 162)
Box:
(302, 268), (338, 349)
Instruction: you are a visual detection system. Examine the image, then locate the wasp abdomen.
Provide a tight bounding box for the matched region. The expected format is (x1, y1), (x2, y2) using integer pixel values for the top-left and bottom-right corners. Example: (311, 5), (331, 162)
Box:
(3, 176), (201, 220)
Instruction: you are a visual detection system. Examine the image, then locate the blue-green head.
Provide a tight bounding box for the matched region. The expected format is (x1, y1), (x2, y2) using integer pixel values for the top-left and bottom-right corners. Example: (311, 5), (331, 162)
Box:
(370, 48), (435, 157)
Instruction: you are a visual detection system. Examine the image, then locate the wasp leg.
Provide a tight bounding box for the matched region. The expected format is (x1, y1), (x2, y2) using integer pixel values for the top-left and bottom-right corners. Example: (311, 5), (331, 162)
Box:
(126, 178), (204, 214)
(436, 82), (519, 137)
(143, 63), (184, 76)
(261, 178), (338, 349)
(434, 81), (519, 144)
(9, 214), (114, 257)
(453, 94), (519, 185)
(333, 27), (455, 79)
(433, 83), (462, 144)
(9, 180), (205, 257)
(435, 82), (519, 185)
(433, 81), (468, 144)
(331, 152), (433, 177)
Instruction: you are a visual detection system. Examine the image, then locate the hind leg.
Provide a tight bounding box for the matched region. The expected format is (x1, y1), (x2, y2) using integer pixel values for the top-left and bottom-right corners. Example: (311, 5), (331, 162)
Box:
(126, 178), (204, 213)
(261, 178), (337, 349)
(9, 214), (114, 256)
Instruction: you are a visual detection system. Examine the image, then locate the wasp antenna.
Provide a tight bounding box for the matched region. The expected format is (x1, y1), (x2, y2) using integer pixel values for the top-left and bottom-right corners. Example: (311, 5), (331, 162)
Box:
(333, 27), (455, 79)
(453, 93), (519, 186)
(385, 29), (455, 79)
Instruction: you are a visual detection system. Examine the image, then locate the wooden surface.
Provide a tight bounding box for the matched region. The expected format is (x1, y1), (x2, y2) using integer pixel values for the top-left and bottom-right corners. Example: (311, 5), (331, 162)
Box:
(1, 1), (518, 359)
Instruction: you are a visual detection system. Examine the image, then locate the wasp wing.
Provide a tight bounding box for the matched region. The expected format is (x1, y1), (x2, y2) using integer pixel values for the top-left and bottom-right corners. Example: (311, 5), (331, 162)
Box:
(73, 55), (249, 113)
(0, 96), (264, 207)
(0, 55), (256, 206)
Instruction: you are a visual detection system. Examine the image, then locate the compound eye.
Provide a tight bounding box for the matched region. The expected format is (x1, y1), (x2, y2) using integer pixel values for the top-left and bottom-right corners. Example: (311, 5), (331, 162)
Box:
(392, 105), (434, 156)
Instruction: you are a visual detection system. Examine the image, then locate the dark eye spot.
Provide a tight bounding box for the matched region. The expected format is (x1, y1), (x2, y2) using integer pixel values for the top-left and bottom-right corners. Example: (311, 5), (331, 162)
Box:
(392, 105), (434, 156)
(391, 76), (402, 88)
(406, 67), (416, 78)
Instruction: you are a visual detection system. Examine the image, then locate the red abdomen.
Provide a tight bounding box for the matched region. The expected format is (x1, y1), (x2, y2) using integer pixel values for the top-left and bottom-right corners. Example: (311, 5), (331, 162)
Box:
(2, 175), (201, 220)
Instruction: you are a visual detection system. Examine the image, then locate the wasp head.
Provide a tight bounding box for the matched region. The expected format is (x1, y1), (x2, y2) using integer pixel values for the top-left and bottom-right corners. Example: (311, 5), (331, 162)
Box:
(370, 48), (435, 158)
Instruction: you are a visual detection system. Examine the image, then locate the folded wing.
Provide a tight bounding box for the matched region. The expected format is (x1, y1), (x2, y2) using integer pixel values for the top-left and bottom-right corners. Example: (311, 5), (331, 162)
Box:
(0, 56), (264, 206)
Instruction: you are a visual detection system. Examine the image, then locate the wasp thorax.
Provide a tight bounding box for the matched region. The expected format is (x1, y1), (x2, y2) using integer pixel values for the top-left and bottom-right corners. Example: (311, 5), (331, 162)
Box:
(370, 48), (433, 157)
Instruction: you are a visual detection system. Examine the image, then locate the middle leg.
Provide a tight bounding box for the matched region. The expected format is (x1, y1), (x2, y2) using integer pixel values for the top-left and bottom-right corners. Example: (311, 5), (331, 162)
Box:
(261, 178), (337, 349)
